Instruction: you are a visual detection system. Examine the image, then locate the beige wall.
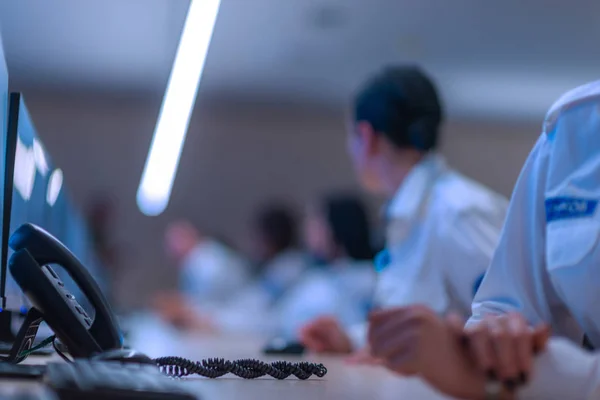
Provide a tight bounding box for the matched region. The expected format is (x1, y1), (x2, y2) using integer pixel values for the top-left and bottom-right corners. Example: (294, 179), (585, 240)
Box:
(20, 90), (540, 309)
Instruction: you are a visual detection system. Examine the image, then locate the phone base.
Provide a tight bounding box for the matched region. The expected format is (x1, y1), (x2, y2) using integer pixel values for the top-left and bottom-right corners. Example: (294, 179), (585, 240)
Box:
(0, 310), (16, 342)
(0, 307), (44, 363)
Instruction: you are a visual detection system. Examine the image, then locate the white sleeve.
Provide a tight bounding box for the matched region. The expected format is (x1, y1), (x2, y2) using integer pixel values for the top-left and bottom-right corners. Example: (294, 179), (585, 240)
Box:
(518, 338), (600, 399)
(436, 207), (505, 317)
(468, 135), (555, 328)
(380, 205), (503, 318)
(377, 240), (449, 314)
(541, 99), (600, 347)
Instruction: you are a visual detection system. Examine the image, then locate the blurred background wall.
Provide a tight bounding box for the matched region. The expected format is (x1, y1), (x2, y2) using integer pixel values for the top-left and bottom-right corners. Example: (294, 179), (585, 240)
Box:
(1, 0), (596, 309)
(19, 90), (538, 308)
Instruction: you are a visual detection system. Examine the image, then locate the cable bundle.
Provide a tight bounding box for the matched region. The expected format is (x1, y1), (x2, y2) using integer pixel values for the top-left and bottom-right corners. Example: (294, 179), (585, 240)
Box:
(153, 357), (327, 380)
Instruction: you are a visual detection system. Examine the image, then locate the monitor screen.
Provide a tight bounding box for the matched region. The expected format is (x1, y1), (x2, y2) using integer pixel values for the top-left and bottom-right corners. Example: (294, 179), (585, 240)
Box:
(2, 95), (54, 312)
(0, 32), (10, 311)
(2, 92), (107, 316)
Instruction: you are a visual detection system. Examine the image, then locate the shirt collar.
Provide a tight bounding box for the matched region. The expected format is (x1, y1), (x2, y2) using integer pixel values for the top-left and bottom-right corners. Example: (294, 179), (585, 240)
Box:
(386, 153), (447, 220)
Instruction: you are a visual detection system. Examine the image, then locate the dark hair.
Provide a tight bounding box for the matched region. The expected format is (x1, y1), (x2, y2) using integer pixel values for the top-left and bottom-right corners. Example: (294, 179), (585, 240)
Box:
(255, 204), (298, 254)
(353, 65), (443, 152)
(323, 194), (374, 261)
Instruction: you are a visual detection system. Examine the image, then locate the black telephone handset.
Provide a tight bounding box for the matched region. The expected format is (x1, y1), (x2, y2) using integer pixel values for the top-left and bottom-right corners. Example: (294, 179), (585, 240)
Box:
(8, 223), (122, 358)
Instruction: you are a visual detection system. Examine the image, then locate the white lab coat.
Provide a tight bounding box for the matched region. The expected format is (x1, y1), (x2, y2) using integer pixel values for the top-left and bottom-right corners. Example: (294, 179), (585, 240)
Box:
(212, 250), (309, 333)
(179, 239), (250, 307)
(468, 80), (600, 349)
(215, 257), (375, 339)
(274, 259), (376, 340)
(349, 154), (508, 348)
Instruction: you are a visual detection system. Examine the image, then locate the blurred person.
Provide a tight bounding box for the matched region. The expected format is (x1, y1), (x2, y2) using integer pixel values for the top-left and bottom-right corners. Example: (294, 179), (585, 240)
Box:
(467, 80), (600, 346)
(271, 194), (377, 340)
(154, 220), (250, 329)
(248, 203), (307, 303)
(462, 80), (600, 393)
(299, 65), (508, 358)
(192, 195), (376, 338)
(208, 203), (308, 332)
(365, 80), (600, 399)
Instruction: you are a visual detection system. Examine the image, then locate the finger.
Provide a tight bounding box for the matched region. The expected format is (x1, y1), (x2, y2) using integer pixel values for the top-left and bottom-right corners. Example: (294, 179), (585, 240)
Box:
(369, 307), (408, 322)
(384, 343), (418, 376)
(299, 326), (327, 352)
(487, 316), (519, 388)
(532, 324), (551, 354)
(445, 313), (465, 333)
(368, 307), (424, 345)
(465, 323), (497, 378)
(299, 319), (330, 337)
(315, 316), (339, 327)
(305, 323), (346, 353)
(445, 313), (468, 345)
(370, 326), (416, 359)
(506, 313), (533, 384)
(302, 336), (325, 352)
(369, 305), (428, 324)
(345, 349), (383, 366)
(369, 316), (419, 352)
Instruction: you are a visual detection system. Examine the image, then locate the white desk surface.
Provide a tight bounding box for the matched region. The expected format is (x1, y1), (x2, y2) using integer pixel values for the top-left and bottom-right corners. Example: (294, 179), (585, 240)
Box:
(0, 313), (454, 399)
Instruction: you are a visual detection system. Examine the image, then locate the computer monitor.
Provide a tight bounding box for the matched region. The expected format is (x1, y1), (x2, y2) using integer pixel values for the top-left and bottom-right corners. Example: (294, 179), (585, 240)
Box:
(0, 29), (11, 329)
(1, 92), (46, 315)
(0, 27), (8, 312)
(4, 93), (105, 303)
(1, 92), (107, 342)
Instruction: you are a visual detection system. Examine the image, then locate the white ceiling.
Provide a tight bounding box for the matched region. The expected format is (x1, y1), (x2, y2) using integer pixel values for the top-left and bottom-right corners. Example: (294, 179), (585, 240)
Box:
(1, 0), (599, 120)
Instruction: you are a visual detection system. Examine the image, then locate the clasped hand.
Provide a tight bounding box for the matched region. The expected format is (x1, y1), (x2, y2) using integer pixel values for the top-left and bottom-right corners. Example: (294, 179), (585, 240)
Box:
(367, 306), (550, 400)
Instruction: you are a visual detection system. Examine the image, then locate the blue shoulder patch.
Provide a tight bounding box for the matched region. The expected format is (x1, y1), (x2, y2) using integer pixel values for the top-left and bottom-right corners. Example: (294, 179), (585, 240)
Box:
(545, 197), (598, 223)
(374, 249), (391, 273)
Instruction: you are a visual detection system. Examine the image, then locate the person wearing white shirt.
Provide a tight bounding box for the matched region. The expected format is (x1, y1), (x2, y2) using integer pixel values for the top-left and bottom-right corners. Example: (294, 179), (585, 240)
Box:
(154, 220), (250, 328)
(299, 65), (508, 357)
(210, 204), (308, 333)
(210, 195), (376, 337)
(366, 80), (600, 400)
(274, 194), (377, 340)
(467, 80), (600, 346)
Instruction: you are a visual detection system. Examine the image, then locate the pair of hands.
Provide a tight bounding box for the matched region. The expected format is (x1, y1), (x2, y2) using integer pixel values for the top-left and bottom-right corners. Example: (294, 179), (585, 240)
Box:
(153, 292), (216, 333)
(300, 307), (550, 400)
(368, 307), (549, 399)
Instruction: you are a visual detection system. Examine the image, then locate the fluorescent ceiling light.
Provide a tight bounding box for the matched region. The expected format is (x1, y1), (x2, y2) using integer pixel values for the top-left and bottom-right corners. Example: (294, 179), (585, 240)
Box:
(136, 0), (221, 216)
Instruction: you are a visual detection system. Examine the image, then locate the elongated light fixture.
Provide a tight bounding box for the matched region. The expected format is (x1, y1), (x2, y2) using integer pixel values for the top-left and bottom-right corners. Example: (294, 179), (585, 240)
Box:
(137, 0), (221, 216)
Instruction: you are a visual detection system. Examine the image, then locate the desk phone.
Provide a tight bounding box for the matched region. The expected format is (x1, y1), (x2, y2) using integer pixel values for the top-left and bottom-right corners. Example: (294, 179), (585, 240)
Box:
(0, 223), (327, 394)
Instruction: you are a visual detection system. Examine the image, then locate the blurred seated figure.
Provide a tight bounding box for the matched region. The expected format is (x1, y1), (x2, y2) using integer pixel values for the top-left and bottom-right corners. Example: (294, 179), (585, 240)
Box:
(154, 220), (250, 329)
(271, 194), (377, 340)
(218, 195), (377, 336)
(216, 204), (307, 322)
(160, 195), (376, 338)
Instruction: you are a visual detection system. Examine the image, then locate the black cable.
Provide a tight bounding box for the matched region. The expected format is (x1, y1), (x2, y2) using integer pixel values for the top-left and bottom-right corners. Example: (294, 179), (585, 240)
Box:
(52, 337), (72, 363)
(153, 356), (327, 380)
(16, 335), (55, 359)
